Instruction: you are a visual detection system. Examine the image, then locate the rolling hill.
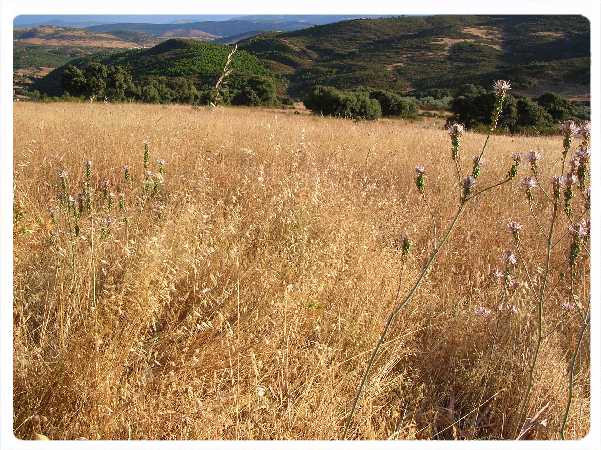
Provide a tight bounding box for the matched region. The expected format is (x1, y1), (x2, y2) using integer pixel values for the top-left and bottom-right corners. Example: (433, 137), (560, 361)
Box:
(14, 26), (152, 48)
(238, 15), (590, 98)
(13, 26), (160, 72)
(29, 15), (591, 104)
(33, 38), (272, 97)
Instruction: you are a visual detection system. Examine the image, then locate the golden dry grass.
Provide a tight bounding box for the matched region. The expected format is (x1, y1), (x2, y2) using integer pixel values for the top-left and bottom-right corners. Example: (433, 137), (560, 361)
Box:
(13, 102), (590, 440)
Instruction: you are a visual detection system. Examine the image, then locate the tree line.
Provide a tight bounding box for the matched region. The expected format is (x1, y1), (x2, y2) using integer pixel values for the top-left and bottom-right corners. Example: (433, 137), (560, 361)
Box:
(302, 83), (589, 134)
(30, 60), (590, 135)
(51, 61), (278, 106)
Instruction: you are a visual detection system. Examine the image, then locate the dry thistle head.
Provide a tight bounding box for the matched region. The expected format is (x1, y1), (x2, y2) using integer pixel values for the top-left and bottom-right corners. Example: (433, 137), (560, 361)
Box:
(570, 220), (589, 240)
(507, 153), (521, 179)
(490, 80), (511, 130)
(157, 159), (166, 175)
(448, 123), (464, 136)
(143, 141), (150, 170)
(84, 159), (92, 181)
(526, 151), (541, 173)
(58, 169), (69, 193)
(552, 175), (563, 200)
(507, 220), (522, 243)
(400, 233), (412, 256)
(448, 123), (464, 160)
(577, 121), (591, 147)
(474, 306), (492, 317)
(503, 249), (518, 267)
(522, 176), (536, 202)
(415, 165), (426, 193)
(585, 187), (591, 211)
(123, 164), (130, 182)
(568, 221), (588, 266)
(562, 174), (576, 217)
(561, 302), (576, 311)
(575, 146), (590, 189)
(472, 155), (482, 178)
(560, 120), (578, 153)
(493, 80), (511, 97)
(461, 175), (476, 201)
(491, 267), (504, 281)
(560, 120), (578, 137)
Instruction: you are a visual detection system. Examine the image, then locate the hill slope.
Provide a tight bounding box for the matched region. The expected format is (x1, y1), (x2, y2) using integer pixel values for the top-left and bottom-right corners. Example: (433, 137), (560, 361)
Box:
(14, 26), (152, 48)
(34, 38), (272, 96)
(238, 15), (590, 98)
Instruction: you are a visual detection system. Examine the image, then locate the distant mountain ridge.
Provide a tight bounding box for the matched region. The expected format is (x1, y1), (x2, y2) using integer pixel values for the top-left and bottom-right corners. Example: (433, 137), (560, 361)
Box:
(86, 19), (333, 39)
(14, 15), (381, 29)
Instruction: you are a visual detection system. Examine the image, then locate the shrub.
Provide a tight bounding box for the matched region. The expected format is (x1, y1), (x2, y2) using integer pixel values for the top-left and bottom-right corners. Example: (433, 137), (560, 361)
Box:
(449, 90), (568, 133)
(536, 92), (576, 121)
(140, 83), (162, 104)
(417, 96), (452, 111)
(62, 65), (88, 97)
(450, 91), (517, 130)
(368, 89), (417, 117)
(230, 75), (278, 106)
(62, 63), (137, 100)
(304, 86), (382, 120)
(340, 91), (382, 120)
(515, 98), (554, 131)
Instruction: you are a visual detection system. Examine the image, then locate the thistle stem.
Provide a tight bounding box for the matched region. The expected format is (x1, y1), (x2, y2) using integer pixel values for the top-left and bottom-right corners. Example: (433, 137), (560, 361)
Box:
(560, 312), (590, 439)
(516, 197), (559, 436)
(344, 97), (506, 438)
(343, 204), (465, 438)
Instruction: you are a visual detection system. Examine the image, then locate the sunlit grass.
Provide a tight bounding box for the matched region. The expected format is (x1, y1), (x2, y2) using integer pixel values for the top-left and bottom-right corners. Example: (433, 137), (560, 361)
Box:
(13, 101), (589, 440)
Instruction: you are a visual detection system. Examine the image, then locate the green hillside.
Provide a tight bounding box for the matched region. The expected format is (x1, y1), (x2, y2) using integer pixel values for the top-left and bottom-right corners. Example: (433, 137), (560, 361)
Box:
(31, 15), (590, 110)
(238, 15), (590, 98)
(35, 38), (273, 97)
(14, 45), (112, 70)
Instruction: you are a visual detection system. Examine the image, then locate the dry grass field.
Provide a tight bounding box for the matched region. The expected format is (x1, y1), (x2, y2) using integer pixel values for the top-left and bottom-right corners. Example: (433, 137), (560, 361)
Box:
(13, 101), (590, 440)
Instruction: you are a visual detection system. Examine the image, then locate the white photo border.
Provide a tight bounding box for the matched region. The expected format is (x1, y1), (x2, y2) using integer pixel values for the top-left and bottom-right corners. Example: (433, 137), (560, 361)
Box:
(1, 1), (599, 449)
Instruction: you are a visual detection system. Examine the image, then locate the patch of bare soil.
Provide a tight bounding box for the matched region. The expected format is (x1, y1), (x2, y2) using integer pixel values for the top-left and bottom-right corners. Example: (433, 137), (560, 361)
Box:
(533, 31), (565, 39)
(385, 62), (405, 71)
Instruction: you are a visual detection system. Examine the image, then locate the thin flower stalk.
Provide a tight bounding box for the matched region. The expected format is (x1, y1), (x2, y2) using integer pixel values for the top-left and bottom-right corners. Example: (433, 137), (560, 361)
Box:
(344, 81), (512, 438)
(560, 312), (590, 439)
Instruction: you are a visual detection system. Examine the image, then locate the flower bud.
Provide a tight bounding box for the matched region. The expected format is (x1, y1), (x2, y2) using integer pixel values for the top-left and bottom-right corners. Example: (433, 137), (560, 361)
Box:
(472, 156), (482, 178)
(415, 165), (426, 194)
(462, 175), (476, 201)
(448, 123), (464, 160)
(507, 220), (522, 243)
(522, 176), (536, 202)
(401, 234), (412, 257)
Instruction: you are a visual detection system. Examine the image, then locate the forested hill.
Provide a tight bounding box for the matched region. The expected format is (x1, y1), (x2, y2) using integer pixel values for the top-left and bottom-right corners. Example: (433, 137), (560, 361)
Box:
(33, 39), (276, 105)
(238, 15), (590, 98)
